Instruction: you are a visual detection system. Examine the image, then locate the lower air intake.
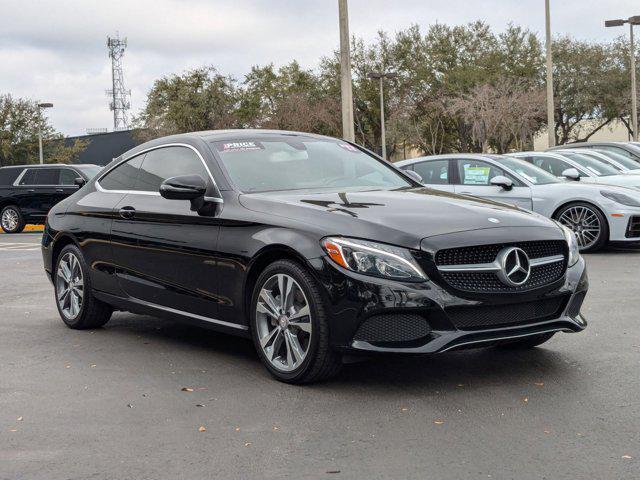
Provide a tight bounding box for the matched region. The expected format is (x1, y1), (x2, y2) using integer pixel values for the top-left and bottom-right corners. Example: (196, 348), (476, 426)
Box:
(353, 313), (430, 343)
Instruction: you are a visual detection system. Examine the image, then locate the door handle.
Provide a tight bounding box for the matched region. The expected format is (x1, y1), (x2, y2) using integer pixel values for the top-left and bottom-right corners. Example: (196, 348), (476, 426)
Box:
(119, 206), (136, 219)
(56, 188), (64, 192)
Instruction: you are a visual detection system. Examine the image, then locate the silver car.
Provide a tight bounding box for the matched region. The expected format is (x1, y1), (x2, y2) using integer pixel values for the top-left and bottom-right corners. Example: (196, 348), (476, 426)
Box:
(510, 151), (640, 190)
(396, 154), (640, 252)
(557, 148), (640, 174)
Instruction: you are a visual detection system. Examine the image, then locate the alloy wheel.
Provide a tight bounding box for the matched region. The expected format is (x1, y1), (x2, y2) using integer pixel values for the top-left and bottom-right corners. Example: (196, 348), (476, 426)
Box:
(558, 206), (601, 250)
(1, 208), (19, 232)
(255, 273), (312, 372)
(56, 252), (84, 320)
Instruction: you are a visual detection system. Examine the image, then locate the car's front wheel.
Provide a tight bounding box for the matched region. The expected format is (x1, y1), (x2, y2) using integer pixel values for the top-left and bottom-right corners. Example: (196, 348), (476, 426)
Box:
(250, 260), (342, 384)
(554, 202), (608, 252)
(54, 244), (112, 329)
(1, 205), (26, 234)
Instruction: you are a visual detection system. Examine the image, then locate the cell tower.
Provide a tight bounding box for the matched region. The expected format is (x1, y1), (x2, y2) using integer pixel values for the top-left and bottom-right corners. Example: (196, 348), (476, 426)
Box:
(106, 34), (131, 131)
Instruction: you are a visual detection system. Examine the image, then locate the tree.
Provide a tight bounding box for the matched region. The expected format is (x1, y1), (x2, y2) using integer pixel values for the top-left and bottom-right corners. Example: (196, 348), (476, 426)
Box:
(134, 67), (240, 141)
(0, 94), (88, 166)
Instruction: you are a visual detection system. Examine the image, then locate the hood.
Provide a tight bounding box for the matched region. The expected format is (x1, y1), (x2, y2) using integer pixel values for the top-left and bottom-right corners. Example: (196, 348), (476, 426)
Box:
(239, 187), (558, 249)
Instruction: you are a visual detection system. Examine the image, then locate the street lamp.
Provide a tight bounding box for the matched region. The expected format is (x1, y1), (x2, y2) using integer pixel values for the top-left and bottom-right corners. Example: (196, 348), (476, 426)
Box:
(545, 0), (555, 148)
(37, 102), (53, 164)
(606, 15), (640, 141)
(367, 71), (397, 160)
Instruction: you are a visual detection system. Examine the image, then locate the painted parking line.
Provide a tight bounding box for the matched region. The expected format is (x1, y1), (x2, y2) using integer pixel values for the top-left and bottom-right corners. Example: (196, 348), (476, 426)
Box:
(0, 243), (41, 251)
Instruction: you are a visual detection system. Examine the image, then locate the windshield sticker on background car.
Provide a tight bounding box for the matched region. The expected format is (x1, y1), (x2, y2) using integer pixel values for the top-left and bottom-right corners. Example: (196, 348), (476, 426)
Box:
(215, 141), (264, 153)
(463, 165), (491, 184)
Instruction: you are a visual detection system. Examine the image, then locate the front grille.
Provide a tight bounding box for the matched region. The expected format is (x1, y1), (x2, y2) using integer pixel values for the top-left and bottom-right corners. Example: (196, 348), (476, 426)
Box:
(440, 260), (566, 293)
(626, 216), (640, 238)
(446, 296), (567, 330)
(353, 313), (430, 343)
(435, 240), (565, 266)
(435, 240), (567, 293)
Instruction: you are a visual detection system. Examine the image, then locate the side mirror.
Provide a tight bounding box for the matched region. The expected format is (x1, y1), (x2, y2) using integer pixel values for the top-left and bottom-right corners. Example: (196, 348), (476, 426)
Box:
(404, 170), (423, 184)
(74, 177), (86, 188)
(490, 175), (514, 190)
(160, 175), (207, 201)
(562, 168), (581, 181)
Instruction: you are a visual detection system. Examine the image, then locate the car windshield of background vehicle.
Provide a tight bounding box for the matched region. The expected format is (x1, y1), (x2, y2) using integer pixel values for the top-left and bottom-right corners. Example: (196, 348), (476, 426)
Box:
(212, 137), (412, 193)
(562, 153), (619, 177)
(77, 166), (102, 179)
(592, 150), (640, 170)
(498, 156), (560, 185)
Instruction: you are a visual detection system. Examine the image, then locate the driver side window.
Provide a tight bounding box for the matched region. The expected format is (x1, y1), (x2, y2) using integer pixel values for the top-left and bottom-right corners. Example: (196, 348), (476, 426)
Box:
(135, 146), (210, 192)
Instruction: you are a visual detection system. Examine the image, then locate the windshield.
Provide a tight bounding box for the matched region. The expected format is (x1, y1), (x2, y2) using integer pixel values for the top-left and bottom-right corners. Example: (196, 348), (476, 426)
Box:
(561, 152), (619, 176)
(498, 156), (560, 185)
(211, 136), (412, 193)
(77, 166), (102, 179)
(592, 150), (640, 170)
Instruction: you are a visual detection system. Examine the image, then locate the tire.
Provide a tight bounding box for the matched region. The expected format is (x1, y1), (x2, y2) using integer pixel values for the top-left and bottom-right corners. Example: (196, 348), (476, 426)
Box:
(54, 244), (112, 329)
(250, 259), (342, 384)
(1, 205), (26, 234)
(496, 332), (556, 349)
(554, 202), (608, 253)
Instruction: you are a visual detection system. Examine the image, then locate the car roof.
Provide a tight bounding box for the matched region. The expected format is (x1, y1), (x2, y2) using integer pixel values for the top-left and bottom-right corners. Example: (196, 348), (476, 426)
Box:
(0, 163), (99, 169)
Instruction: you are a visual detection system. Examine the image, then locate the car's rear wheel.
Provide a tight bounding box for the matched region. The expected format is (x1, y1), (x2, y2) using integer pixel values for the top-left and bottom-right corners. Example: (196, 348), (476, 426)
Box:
(496, 332), (556, 349)
(250, 260), (342, 384)
(1, 205), (25, 234)
(54, 244), (112, 329)
(554, 202), (608, 252)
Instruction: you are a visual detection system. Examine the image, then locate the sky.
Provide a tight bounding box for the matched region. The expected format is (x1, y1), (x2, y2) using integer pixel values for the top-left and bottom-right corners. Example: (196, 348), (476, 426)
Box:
(1, 0), (637, 136)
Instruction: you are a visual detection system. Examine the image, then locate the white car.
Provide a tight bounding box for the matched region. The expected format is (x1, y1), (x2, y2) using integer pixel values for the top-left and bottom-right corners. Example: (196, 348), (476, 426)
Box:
(510, 151), (640, 190)
(396, 154), (640, 252)
(557, 148), (640, 174)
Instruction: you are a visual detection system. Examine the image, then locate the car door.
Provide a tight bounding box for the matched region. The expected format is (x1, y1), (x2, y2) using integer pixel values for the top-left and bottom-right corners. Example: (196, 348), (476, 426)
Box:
(453, 159), (533, 209)
(109, 145), (222, 320)
(13, 167), (59, 219)
(409, 159), (454, 192)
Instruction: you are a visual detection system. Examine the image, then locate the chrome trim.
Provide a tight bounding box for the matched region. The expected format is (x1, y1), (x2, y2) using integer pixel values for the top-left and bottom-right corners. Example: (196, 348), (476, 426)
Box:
(437, 254), (564, 273)
(127, 296), (248, 331)
(13, 168), (27, 186)
(12, 166), (84, 187)
(439, 327), (570, 352)
(95, 143), (223, 203)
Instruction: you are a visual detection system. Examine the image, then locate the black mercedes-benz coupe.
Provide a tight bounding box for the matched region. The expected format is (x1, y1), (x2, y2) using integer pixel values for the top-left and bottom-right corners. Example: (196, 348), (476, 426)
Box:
(42, 130), (588, 383)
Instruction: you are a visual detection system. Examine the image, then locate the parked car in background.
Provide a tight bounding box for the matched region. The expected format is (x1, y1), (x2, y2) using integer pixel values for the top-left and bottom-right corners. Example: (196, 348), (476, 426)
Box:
(41, 130), (588, 384)
(397, 154), (640, 251)
(556, 148), (640, 174)
(0, 164), (101, 233)
(510, 151), (640, 190)
(548, 141), (640, 164)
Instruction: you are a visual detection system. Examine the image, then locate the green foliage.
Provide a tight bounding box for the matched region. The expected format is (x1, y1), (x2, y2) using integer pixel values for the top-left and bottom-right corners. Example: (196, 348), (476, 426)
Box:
(0, 94), (88, 166)
(134, 22), (637, 155)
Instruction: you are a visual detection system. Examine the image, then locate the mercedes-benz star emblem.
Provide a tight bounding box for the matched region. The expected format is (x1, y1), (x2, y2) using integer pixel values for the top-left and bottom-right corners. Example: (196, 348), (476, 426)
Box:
(496, 247), (531, 287)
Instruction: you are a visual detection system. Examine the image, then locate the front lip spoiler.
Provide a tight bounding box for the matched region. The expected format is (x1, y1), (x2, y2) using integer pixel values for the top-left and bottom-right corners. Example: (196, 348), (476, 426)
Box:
(346, 315), (587, 355)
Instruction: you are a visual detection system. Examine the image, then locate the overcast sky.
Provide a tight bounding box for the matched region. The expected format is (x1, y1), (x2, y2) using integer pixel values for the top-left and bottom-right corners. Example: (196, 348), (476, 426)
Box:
(1, 0), (637, 136)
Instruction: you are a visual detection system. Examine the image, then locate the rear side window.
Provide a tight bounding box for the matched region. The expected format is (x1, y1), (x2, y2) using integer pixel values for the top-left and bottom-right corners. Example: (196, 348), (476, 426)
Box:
(0, 168), (22, 186)
(99, 155), (144, 191)
(135, 146), (208, 192)
(412, 160), (449, 185)
(18, 169), (37, 185)
(456, 160), (507, 186)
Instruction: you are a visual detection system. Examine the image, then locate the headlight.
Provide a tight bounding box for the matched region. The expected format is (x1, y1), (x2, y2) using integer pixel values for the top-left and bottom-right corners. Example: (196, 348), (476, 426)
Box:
(557, 223), (580, 267)
(600, 190), (640, 207)
(321, 237), (427, 282)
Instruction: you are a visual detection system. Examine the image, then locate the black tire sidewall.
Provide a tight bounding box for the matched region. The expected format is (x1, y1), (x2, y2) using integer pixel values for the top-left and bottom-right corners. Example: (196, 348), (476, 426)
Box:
(249, 260), (324, 383)
(555, 202), (608, 253)
(1, 206), (25, 234)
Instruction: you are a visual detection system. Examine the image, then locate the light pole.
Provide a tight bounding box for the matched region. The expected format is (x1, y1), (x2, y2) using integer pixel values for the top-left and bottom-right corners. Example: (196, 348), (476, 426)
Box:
(367, 71), (397, 160)
(545, 0), (555, 148)
(606, 16), (640, 142)
(37, 102), (53, 164)
(338, 0), (355, 142)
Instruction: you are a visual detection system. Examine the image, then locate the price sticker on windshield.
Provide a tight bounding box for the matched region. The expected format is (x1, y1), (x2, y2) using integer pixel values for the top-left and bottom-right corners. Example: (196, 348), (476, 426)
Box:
(215, 141), (264, 153)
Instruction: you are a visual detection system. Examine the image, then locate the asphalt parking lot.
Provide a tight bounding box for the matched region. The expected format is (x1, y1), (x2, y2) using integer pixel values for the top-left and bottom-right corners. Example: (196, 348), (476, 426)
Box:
(1, 233), (639, 480)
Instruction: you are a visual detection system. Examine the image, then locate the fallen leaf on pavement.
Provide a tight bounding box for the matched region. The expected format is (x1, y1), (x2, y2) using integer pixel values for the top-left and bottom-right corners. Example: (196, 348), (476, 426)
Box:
(181, 387), (194, 392)
(198, 426), (206, 432)
(235, 427), (241, 432)
(622, 455), (632, 459)
(196, 404), (205, 408)
(244, 442), (251, 447)
(17, 416), (23, 422)
(523, 397), (529, 403)
(534, 382), (544, 387)
(434, 420), (445, 425)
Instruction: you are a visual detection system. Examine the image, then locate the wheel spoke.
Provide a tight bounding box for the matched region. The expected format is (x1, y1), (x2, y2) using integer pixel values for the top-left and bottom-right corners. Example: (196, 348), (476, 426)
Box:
(257, 299), (279, 320)
(260, 326), (280, 348)
(284, 331), (294, 368)
(259, 290), (280, 317)
(270, 330), (284, 362)
(278, 274), (293, 310)
(285, 330), (304, 364)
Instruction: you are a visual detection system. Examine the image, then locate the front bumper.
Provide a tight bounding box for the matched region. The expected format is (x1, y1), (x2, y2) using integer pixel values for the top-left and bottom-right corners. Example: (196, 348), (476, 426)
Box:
(312, 255), (588, 355)
(607, 209), (640, 241)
